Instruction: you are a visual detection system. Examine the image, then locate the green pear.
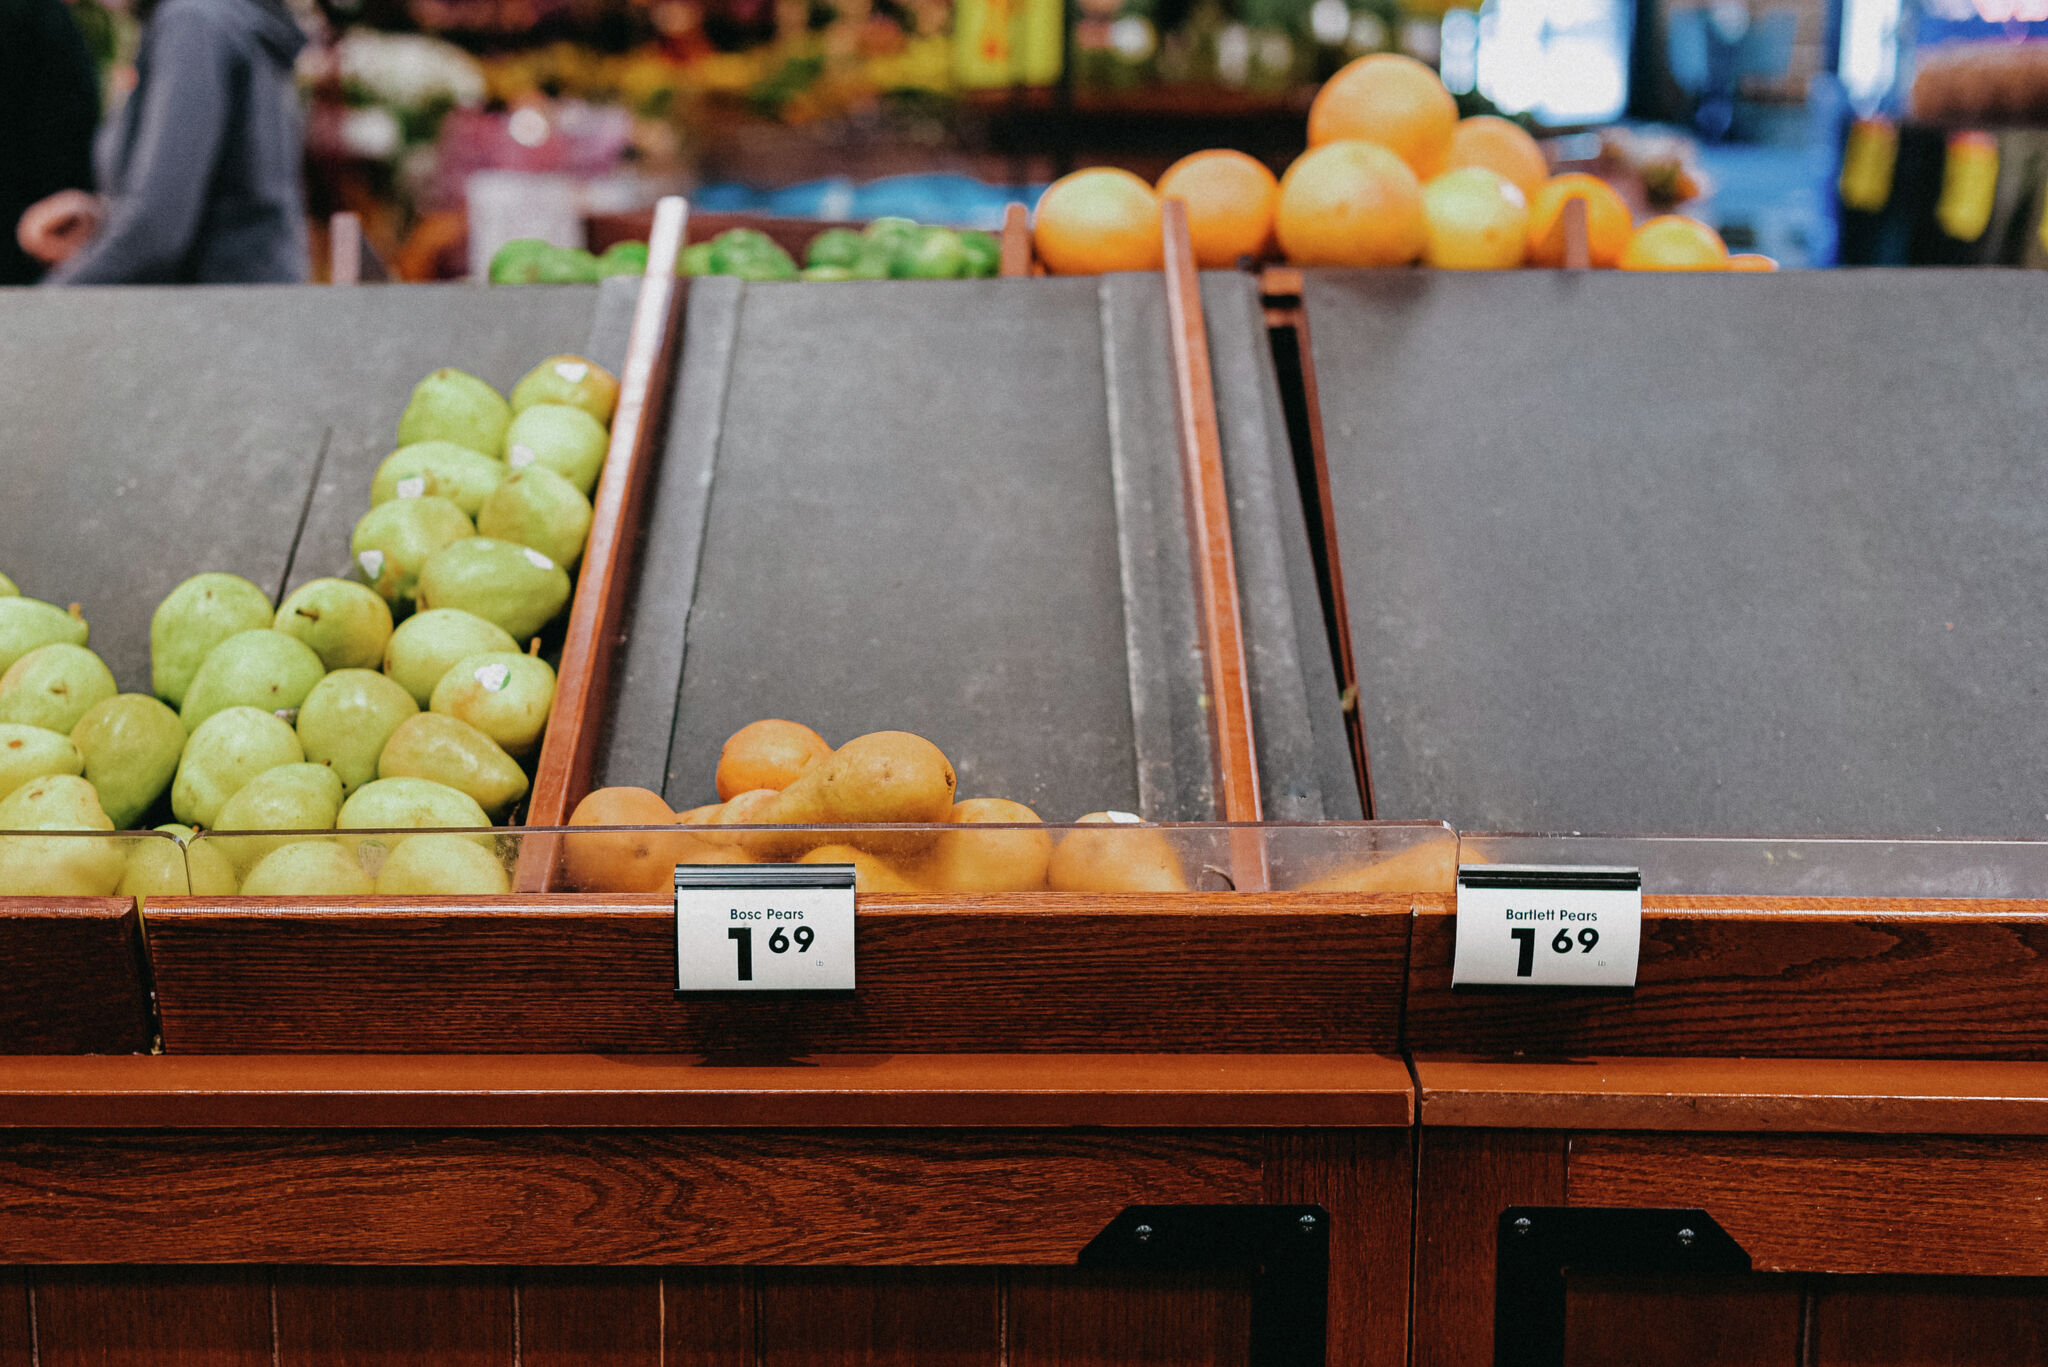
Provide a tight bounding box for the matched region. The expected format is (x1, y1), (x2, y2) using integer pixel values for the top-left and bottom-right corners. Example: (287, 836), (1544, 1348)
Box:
(0, 572), (15, 596)
(503, 403), (608, 496)
(509, 354), (618, 425)
(414, 539), (570, 643)
(0, 774), (122, 896)
(0, 597), (90, 676)
(150, 573), (271, 708)
(351, 496), (474, 604)
(396, 368), (511, 454)
(71, 693), (184, 828)
(180, 629), (325, 733)
(370, 441), (506, 518)
(377, 712), (528, 819)
(297, 669), (417, 795)
(240, 839), (373, 896)
(430, 651), (555, 757)
(373, 832), (510, 895)
(383, 609), (518, 707)
(274, 579), (392, 672)
(0, 723), (83, 802)
(171, 706), (303, 829)
(119, 823), (238, 898)
(210, 762), (346, 874)
(337, 777), (493, 859)
(0, 644), (116, 735)
(475, 464), (593, 571)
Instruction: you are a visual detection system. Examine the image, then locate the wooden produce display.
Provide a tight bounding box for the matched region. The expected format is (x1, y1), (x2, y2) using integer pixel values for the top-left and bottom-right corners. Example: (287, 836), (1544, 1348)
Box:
(0, 210), (1438, 1367)
(0, 275), (630, 1052)
(1285, 269), (2048, 1362)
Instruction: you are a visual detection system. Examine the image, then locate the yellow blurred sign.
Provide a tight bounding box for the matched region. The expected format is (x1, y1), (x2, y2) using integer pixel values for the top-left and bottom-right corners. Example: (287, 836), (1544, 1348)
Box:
(954, 0), (1063, 87)
(1937, 131), (1998, 242)
(1839, 118), (1898, 213)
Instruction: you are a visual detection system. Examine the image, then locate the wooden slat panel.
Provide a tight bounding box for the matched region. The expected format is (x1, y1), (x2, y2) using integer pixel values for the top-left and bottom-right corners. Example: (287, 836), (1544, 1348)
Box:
(0, 1052), (1412, 1129)
(525, 201), (686, 838)
(759, 1270), (999, 1367)
(1571, 1133), (2048, 1276)
(1008, 1269), (1252, 1367)
(1412, 1129), (1569, 1367)
(0, 902), (151, 1054)
(275, 1269), (513, 1365)
(521, 1271), (662, 1367)
(665, 1271), (756, 1367)
(0, 1129), (1262, 1264)
(33, 1267), (273, 1366)
(1264, 1129), (1412, 1367)
(1812, 1277), (2048, 1365)
(0, 1272), (25, 1367)
(145, 894), (1410, 1054)
(1408, 899), (2048, 1058)
(1418, 1056), (2048, 1134)
(1562, 1275), (1802, 1367)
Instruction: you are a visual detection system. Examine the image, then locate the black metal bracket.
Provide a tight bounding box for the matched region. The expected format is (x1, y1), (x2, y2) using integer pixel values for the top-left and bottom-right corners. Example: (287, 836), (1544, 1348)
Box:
(1081, 1204), (1330, 1367)
(1495, 1206), (1751, 1367)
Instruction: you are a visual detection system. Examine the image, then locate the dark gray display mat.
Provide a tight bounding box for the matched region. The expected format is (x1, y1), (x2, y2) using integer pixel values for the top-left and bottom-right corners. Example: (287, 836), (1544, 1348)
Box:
(596, 276), (1218, 822)
(0, 283), (621, 694)
(1201, 272), (1361, 821)
(1306, 268), (2048, 838)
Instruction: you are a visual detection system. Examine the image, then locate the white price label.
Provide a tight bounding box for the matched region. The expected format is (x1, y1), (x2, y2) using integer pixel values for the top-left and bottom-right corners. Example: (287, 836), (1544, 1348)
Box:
(1452, 866), (1641, 988)
(675, 864), (855, 992)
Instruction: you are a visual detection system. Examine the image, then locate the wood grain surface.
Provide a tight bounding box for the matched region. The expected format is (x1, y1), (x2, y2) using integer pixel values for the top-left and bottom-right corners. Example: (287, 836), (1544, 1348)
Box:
(143, 893), (1411, 1053)
(1570, 1132), (2048, 1276)
(1009, 1269), (1251, 1367)
(0, 900), (151, 1054)
(1408, 897), (2048, 1057)
(1562, 1274), (1802, 1367)
(0, 1052), (1414, 1129)
(759, 1269), (999, 1367)
(1162, 201), (1263, 827)
(521, 1271), (663, 1367)
(1811, 1277), (2048, 1365)
(0, 1128), (1262, 1264)
(33, 1267), (272, 1367)
(275, 1269), (514, 1365)
(1000, 203), (1032, 276)
(1265, 1129), (1413, 1367)
(666, 1271), (755, 1367)
(525, 200), (687, 840)
(1411, 1128), (1568, 1367)
(1417, 1056), (2048, 1134)
(0, 1273), (22, 1367)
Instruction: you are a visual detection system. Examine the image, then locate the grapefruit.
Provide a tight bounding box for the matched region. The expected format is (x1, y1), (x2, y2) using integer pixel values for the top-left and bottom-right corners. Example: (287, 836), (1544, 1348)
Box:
(1447, 116), (1549, 201)
(1618, 215), (1730, 271)
(1307, 53), (1459, 179)
(1525, 173), (1633, 267)
(1157, 149), (1280, 267)
(1276, 140), (1425, 267)
(1033, 168), (1164, 275)
(1421, 167), (1529, 269)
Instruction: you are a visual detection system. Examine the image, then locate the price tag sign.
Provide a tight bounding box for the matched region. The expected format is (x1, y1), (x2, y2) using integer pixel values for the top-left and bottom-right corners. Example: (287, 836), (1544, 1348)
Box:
(1452, 865), (1641, 988)
(675, 864), (856, 992)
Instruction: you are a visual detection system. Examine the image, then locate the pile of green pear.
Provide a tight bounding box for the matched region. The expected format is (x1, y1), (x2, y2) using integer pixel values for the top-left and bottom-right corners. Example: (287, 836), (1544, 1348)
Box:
(0, 354), (617, 900)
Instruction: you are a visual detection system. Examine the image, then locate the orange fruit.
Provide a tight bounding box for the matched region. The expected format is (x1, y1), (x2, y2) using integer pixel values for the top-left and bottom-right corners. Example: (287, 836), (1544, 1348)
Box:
(1275, 141), (1425, 267)
(1446, 116), (1549, 202)
(1728, 252), (1779, 272)
(715, 718), (832, 800)
(1307, 53), (1459, 179)
(1421, 167), (1529, 270)
(1033, 168), (1164, 275)
(1618, 215), (1730, 271)
(1156, 149), (1280, 267)
(565, 785), (698, 892)
(1525, 173), (1633, 267)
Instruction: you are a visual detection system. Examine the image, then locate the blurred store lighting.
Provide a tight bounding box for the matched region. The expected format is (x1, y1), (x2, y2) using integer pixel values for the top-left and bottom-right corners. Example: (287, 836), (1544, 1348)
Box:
(1839, 0), (1901, 110)
(1465, 0), (1631, 124)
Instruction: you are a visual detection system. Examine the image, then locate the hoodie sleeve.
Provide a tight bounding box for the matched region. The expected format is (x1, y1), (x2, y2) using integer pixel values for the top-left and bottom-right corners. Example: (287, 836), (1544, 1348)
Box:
(48, 3), (236, 284)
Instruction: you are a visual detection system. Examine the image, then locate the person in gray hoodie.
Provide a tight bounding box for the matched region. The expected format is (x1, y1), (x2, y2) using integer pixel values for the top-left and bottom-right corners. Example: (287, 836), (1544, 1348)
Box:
(18, 0), (309, 283)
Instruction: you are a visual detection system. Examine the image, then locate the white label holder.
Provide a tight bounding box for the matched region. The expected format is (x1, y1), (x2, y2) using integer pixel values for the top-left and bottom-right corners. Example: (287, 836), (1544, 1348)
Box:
(1452, 865), (1642, 989)
(675, 863), (857, 992)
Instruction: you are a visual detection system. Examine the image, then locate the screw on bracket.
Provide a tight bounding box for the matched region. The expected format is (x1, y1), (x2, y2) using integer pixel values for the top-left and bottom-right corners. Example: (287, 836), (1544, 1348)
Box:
(1513, 1217), (1533, 1236)
(1133, 1224), (1154, 1243)
(1299, 1213), (1318, 1234)
(1677, 1227), (1696, 1247)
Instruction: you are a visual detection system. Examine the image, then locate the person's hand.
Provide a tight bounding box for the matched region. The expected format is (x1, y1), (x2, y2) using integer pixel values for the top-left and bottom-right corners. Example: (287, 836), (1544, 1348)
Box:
(18, 190), (105, 266)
